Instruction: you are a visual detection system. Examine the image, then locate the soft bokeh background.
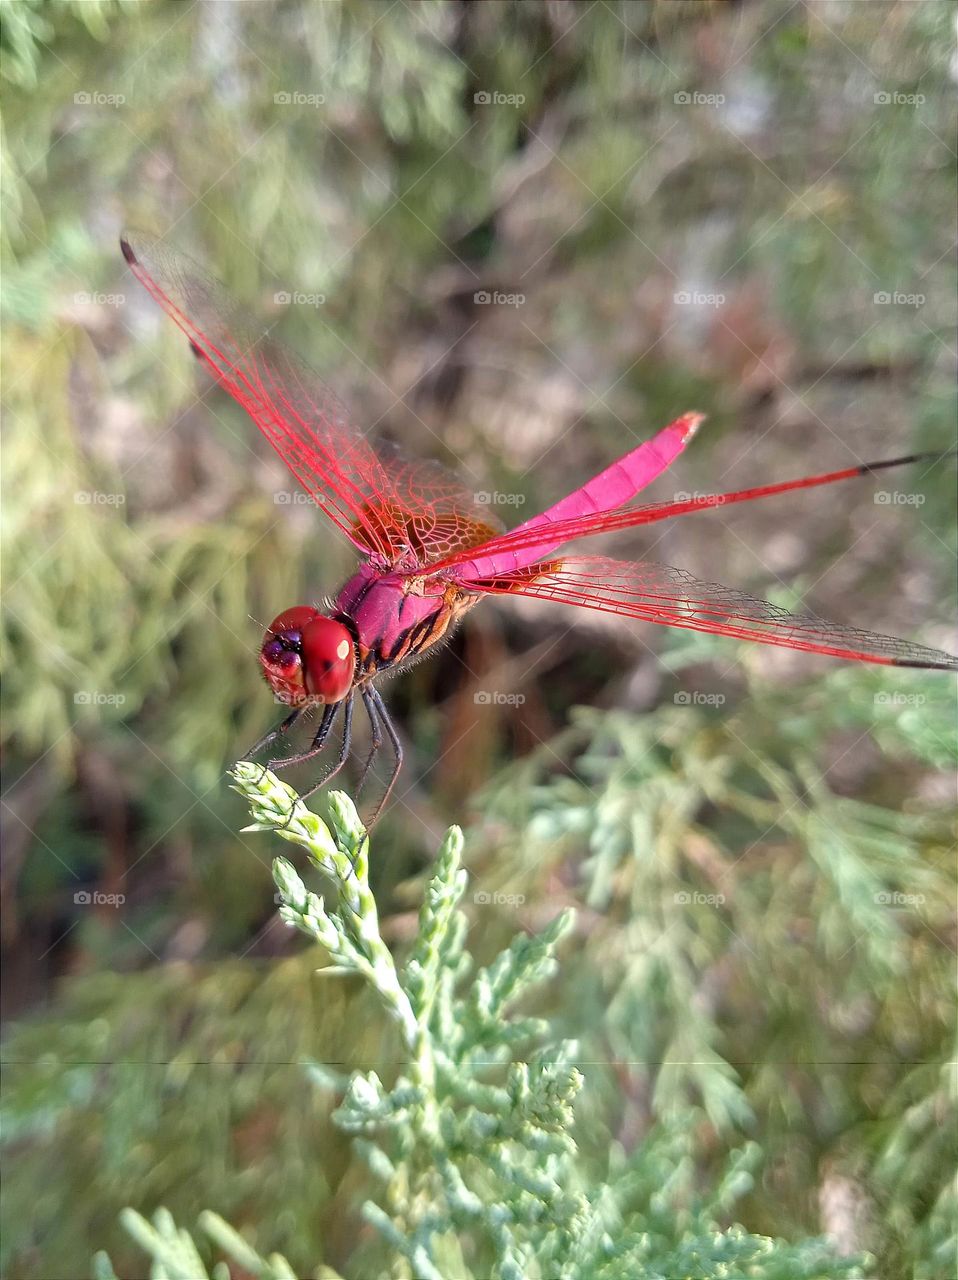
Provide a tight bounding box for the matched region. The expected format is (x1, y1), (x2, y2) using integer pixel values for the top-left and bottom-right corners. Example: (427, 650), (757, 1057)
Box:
(2, 1), (956, 1276)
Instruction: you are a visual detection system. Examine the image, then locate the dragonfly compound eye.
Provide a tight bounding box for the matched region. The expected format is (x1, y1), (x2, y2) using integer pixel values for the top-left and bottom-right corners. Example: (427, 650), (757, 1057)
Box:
(260, 606), (324, 705)
(300, 616), (355, 703)
(259, 608), (355, 705)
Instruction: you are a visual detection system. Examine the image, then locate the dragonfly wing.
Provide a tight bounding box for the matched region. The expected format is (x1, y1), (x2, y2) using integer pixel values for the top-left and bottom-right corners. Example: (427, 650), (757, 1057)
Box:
(121, 232), (500, 566)
(462, 555), (958, 669)
(429, 448), (954, 580)
(436, 413), (702, 579)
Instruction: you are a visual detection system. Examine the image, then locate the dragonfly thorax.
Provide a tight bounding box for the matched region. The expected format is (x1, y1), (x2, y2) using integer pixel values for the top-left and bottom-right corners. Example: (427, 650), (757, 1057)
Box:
(260, 606), (355, 706)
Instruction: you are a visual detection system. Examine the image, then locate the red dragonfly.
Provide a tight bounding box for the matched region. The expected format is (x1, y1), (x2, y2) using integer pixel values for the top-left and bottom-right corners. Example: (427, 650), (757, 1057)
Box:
(122, 233), (957, 816)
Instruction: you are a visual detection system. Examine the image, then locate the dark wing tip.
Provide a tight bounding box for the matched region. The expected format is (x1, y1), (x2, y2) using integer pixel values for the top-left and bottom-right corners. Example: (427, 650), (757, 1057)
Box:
(119, 235), (137, 265)
(893, 655), (958, 671)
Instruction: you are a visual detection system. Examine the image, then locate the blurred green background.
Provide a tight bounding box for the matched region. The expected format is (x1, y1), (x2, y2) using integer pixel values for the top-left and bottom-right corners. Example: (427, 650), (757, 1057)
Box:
(1, 1), (956, 1276)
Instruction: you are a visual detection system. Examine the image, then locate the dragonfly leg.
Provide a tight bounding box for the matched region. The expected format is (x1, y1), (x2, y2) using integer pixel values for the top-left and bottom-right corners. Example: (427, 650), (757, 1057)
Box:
(297, 694), (355, 804)
(243, 707), (303, 759)
(325, 686), (386, 881)
(267, 702), (337, 771)
(355, 687), (383, 799)
(274, 697), (354, 831)
(365, 687), (403, 825)
(240, 707), (304, 783)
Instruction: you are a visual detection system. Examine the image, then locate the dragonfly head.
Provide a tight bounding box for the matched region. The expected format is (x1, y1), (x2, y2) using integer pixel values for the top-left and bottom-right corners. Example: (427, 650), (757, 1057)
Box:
(260, 606), (355, 705)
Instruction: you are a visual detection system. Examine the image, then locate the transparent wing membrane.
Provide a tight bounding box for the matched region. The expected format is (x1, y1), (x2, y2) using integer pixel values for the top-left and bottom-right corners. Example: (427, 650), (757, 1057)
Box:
(466, 556), (958, 669)
(122, 232), (500, 567)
